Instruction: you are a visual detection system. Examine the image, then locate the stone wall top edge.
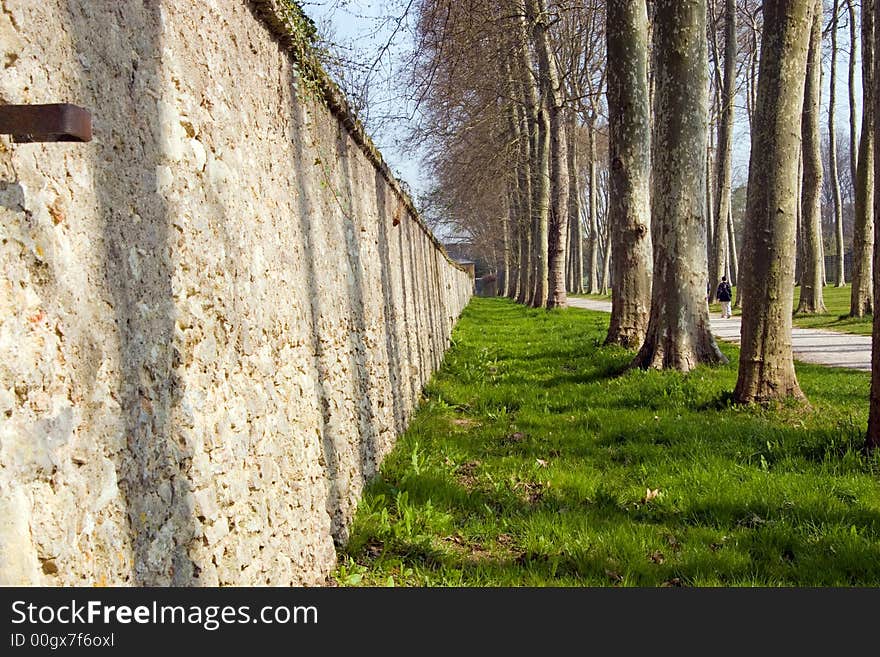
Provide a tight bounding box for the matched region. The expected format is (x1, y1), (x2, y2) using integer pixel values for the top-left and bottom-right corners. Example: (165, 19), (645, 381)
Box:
(248, 0), (469, 274)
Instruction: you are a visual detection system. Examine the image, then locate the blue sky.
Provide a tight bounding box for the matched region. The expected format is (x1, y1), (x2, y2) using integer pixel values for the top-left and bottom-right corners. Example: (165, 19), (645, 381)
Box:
(303, 2), (864, 195)
(301, 1), (427, 194)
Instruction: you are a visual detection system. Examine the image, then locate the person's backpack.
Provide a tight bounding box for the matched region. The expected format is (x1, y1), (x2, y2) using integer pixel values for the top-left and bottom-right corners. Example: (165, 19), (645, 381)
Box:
(717, 282), (731, 302)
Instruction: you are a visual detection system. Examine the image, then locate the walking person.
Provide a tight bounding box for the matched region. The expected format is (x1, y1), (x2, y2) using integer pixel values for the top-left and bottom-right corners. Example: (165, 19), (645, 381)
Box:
(716, 275), (732, 319)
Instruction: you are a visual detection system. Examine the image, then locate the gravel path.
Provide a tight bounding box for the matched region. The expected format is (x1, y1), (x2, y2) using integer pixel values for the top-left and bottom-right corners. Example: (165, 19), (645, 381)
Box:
(567, 297), (872, 372)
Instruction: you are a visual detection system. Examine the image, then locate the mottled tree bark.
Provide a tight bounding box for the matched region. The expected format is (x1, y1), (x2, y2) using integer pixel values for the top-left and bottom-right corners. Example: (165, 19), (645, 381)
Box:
(829, 0), (846, 287)
(586, 122), (600, 294)
(502, 190), (511, 296)
(547, 112), (570, 308)
(867, 0), (880, 449)
(529, 0), (568, 309)
(796, 2), (826, 315)
(515, 0), (546, 308)
(727, 206), (738, 285)
(710, 0), (735, 302)
(849, 0), (859, 186)
(531, 101), (550, 309)
(734, 0), (814, 404)
(601, 232), (612, 295)
(566, 110), (584, 294)
(706, 140), (716, 288)
(505, 66), (523, 300)
(852, 0), (874, 317)
(632, 0), (725, 371)
(515, 89), (534, 306)
(605, 0), (653, 349)
(795, 148), (805, 286)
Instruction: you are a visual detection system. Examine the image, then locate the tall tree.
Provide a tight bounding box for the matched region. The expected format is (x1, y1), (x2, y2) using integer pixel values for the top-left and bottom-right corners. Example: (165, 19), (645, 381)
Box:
(851, 0), (874, 317)
(505, 59), (523, 300)
(829, 0), (846, 287)
(605, 0), (653, 349)
(734, 0), (815, 404)
(586, 120), (601, 293)
(848, 0), (859, 187)
(709, 0), (736, 303)
(868, 0), (880, 450)
(727, 206), (738, 284)
(528, 0), (569, 309)
(566, 110), (584, 294)
(795, 1), (826, 315)
(632, 0), (726, 370)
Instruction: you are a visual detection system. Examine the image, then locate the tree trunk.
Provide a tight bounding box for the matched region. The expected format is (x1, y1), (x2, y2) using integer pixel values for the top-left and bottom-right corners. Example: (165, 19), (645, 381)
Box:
(867, 0), (880, 449)
(632, 0), (726, 371)
(605, 0), (653, 348)
(795, 148), (805, 285)
(727, 206), (738, 286)
(712, 0), (735, 301)
(516, 101), (533, 305)
(505, 68), (522, 301)
(521, 106), (535, 305)
(528, 0), (568, 309)
(502, 189), (511, 297)
(796, 3), (827, 315)
(547, 108), (570, 309)
(706, 139), (715, 290)
(601, 233), (612, 295)
(531, 101), (550, 308)
(566, 110), (584, 294)
(829, 0), (847, 287)
(733, 0), (814, 404)
(507, 192), (521, 299)
(852, 0), (874, 317)
(849, 0), (859, 186)
(516, 0), (546, 308)
(586, 122), (600, 294)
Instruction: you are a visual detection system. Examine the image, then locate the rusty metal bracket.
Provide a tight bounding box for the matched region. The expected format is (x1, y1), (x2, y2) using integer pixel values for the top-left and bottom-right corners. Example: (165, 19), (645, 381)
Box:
(0, 103), (92, 143)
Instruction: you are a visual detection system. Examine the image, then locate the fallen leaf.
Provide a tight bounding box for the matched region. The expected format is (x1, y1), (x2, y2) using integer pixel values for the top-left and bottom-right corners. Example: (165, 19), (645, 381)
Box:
(665, 534), (682, 551)
(535, 458), (548, 468)
(641, 488), (661, 503)
(649, 550), (665, 564)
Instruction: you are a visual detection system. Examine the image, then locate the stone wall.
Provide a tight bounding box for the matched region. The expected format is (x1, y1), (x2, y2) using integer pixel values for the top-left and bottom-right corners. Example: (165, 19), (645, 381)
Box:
(0, 0), (471, 585)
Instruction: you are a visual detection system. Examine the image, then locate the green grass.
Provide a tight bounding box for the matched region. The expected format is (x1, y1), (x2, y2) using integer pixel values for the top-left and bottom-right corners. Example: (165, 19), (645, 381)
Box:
(333, 297), (877, 587)
(791, 286), (873, 335)
(571, 292), (612, 302)
(709, 284), (872, 336)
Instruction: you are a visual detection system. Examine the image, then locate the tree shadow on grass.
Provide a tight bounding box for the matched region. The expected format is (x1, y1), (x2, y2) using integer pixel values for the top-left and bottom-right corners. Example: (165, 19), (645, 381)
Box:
(350, 467), (880, 585)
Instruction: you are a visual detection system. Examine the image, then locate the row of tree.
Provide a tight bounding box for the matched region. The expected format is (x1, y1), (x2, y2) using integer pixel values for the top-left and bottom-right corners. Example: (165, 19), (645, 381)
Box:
(407, 0), (880, 448)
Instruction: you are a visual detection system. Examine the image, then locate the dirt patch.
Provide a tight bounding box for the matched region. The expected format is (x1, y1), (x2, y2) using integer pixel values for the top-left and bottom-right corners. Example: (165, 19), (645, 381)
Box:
(455, 460), (481, 489)
(512, 478), (549, 505)
(450, 417), (480, 430)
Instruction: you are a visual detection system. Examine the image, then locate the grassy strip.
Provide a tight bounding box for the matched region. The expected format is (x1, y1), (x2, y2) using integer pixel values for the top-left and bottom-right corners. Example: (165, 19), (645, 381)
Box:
(333, 297), (877, 587)
(571, 292), (612, 302)
(790, 286), (872, 335)
(575, 285), (871, 336)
